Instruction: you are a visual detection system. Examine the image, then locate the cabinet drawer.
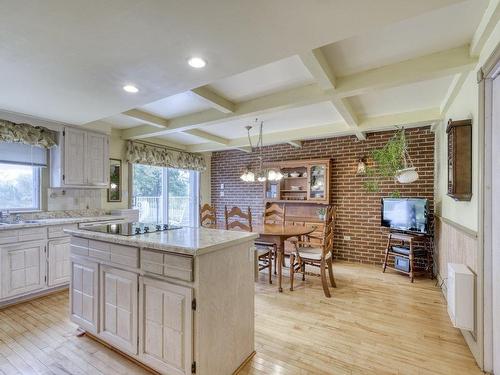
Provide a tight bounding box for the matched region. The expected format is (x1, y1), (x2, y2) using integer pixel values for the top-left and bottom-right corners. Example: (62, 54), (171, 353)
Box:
(110, 244), (139, 268)
(71, 237), (89, 257)
(0, 230), (19, 245)
(141, 250), (164, 275)
(19, 227), (46, 242)
(48, 224), (77, 238)
(141, 249), (193, 282)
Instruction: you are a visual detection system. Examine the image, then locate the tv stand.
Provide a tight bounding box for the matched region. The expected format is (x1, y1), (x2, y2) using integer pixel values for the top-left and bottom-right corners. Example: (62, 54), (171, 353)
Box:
(382, 230), (432, 282)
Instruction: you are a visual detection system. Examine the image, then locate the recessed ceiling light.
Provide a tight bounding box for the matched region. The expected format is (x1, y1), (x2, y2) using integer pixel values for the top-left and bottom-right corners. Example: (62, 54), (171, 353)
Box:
(188, 57), (207, 69)
(123, 84), (139, 93)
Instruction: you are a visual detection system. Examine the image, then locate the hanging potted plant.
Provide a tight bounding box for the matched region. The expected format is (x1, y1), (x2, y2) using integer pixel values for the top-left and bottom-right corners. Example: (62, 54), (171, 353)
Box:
(363, 128), (418, 193)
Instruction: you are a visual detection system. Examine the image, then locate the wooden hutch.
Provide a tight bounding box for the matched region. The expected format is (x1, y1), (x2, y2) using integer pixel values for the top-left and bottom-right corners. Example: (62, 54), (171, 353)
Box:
(263, 158), (331, 248)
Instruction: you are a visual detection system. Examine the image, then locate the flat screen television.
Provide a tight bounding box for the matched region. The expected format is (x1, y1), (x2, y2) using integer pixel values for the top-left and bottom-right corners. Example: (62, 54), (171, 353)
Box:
(381, 198), (429, 234)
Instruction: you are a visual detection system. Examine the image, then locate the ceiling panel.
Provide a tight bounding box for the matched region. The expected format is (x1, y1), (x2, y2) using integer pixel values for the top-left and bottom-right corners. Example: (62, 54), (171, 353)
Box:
(204, 101), (343, 139)
(349, 76), (454, 117)
(322, 0), (487, 77)
(139, 91), (212, 119)
(154, 132), (209, 145)
(207, 55), (315, 102)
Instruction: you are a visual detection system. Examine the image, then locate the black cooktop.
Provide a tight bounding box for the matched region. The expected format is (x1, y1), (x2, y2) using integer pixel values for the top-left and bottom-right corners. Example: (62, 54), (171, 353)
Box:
(83, 222), (182, 236)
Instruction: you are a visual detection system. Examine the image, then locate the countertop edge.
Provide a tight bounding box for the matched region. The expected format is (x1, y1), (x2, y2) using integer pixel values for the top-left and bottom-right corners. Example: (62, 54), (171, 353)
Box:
(64, 227), (258, 256)
(0, 215), (124, 231)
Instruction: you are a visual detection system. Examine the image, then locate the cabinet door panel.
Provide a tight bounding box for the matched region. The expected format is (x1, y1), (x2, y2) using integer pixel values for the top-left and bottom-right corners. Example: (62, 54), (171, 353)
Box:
(86, 132), (108, 186)
(48, 238), (71, 286)
(70, 258), (98, 334)
(99, 266), (138, 355)
(1, 241), (46, 298)
(139, 277), (193, 375)
(63, 128), (86, 185)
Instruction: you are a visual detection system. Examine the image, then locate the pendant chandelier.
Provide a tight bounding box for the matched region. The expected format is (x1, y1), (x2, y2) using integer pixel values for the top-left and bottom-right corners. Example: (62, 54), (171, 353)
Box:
(240, 119), (283, 183)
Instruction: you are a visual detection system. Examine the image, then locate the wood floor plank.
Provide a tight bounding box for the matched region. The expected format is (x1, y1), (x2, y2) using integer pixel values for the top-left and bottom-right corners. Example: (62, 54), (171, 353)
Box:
(0, 262), (482, 375)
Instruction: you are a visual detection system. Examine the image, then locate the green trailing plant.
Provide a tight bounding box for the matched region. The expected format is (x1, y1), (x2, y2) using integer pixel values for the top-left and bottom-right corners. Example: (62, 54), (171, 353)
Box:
(363, 129), (406, 194)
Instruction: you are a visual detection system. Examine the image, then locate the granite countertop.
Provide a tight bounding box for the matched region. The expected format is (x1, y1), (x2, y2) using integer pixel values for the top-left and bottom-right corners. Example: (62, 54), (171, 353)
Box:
(0, 215), (124, 230)
(64, 226), (259, 256)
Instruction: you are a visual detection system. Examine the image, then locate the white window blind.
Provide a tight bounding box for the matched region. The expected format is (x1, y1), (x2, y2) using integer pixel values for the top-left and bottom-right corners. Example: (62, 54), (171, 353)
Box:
(0, 142), (48, 166)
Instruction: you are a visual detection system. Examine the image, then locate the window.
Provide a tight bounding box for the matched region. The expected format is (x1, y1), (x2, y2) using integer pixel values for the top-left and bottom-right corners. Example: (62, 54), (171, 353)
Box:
(131, 164), (200, 226)
(0, 163), (41, 211)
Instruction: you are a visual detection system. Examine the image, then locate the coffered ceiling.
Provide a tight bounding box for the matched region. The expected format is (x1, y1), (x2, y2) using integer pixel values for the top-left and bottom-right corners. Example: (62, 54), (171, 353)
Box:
(1, 0), (498, 152)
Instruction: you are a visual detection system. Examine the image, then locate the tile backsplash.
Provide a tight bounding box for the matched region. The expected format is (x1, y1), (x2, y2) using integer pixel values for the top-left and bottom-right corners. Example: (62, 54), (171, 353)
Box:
(47, 188), (103, 211)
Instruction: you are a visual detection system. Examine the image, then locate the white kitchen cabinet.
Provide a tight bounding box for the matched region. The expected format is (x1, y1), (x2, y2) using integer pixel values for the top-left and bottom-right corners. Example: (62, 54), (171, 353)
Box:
(99, 266), (138, 355)
(51, 127), (109, 188)
(0, 240), (46, 299)
(47, 237), (71, 286)
(86, 132), (108, 186)
(63, 127), (86, 185)
(139, 276), (193, 375)
(70, 257), (99, 334)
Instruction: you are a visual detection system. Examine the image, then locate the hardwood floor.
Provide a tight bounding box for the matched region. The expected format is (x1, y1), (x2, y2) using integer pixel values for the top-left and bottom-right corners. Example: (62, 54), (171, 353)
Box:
(0, 262), (482, 375)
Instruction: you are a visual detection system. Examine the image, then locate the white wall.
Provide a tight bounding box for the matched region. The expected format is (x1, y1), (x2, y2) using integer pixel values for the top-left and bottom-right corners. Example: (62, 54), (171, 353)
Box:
(434, 16), (500, 369)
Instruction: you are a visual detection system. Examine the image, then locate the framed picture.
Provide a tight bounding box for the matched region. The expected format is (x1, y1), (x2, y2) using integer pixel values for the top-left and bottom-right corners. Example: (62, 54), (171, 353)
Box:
(108, 158), (122, 202)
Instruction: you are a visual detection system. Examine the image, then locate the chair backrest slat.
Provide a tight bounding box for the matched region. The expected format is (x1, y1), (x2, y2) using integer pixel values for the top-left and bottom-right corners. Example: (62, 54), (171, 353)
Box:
(322, 205), (335, 257)
(200, 203), (217, 229)
(263, 202), (286, 225)
(224, 205), (253, 232)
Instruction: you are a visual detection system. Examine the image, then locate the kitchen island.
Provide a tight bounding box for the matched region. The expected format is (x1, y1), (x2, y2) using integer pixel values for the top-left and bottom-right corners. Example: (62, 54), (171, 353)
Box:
(65, 224), (258, 375)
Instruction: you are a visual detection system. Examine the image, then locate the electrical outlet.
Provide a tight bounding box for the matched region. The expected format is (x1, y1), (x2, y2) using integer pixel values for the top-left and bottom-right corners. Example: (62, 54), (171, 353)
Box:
(220, 183), (225, 190)
(343, 235), (351, 241)
(220, 191), (224, 197)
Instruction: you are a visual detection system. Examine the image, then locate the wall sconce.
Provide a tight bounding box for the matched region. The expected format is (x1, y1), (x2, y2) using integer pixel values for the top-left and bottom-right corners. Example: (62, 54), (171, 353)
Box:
(356, 158), (367, 176)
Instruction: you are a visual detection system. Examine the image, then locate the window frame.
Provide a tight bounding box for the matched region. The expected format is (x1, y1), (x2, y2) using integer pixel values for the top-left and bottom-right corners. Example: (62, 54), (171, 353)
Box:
(0, 163), (42, 212)
(131, 164), (200, 226)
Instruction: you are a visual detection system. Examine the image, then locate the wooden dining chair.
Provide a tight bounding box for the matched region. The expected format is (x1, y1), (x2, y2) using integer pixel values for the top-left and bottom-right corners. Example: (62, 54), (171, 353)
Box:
(256, 202), (286, 275)
(200, 203), (217, 229)
(289, 205), (336, 297)
(225, 206), (272, 284)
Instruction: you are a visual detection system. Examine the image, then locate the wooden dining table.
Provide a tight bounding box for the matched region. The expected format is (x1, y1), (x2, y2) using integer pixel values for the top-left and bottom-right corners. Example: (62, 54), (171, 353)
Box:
(253, 223), (316, 292)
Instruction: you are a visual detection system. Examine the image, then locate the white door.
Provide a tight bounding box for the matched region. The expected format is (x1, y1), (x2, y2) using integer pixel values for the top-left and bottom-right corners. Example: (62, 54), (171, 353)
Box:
(47, 238), (71, 286)
(1, 240), (46, 298)
(63, 127), (86, 185)
(86, 132), (109, 186)
(99, 266), (138, 355)
(139, 276), (193, 375)
(70, 257), (99, 333)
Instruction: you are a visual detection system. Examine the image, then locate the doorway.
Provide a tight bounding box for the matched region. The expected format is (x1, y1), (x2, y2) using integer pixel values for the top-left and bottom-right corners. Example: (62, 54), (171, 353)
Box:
(483, 45), (500, 374)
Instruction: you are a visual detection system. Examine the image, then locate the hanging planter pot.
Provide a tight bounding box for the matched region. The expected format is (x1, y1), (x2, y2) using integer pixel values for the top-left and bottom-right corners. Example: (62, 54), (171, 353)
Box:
(395, 167), (419, 183)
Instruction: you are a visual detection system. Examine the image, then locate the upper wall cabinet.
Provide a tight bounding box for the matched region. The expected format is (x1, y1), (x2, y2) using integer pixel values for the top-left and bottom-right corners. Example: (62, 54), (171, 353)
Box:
(447, 119), (472, 201)
(51, 127), (109, 188)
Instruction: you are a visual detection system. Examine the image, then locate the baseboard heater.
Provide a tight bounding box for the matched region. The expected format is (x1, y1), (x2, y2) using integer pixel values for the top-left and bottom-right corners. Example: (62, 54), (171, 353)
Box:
(447, 263), (474, 331)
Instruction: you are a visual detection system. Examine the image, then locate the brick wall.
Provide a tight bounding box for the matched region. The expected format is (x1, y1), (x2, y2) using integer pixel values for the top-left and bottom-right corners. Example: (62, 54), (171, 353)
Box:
(211, 127), (434, 265)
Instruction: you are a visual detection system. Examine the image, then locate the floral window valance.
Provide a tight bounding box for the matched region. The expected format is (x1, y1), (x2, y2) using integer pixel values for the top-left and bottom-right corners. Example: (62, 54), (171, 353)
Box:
(126, 141), (206, 171)
(0, 120), (58, 148)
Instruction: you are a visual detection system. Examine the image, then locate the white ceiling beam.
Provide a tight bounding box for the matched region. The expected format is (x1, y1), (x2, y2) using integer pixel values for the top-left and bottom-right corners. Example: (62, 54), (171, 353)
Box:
(187, 107), (442, 152)
(191, 86), (236, 113)
(300, 48), (366, 141)
(335, 45), (477, 98)
(470, 0), (500, 57)
(331, 98), (366, 141)
(122, 46), (474, 141)
(299, 48), (336, 90)
(358, 108), (442, 132)
(183, 129), (230, 145)
(122, 109), (169, 128)
(235, 146), (252, 153)
(440, 72), (468, 115)
(287, 140), (303, 148)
